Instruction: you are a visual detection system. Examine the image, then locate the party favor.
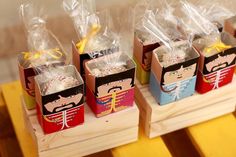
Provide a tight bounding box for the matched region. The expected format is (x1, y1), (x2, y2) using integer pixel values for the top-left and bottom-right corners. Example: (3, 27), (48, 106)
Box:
(85, 52), (135, 117)
(35, 65), (84, 134)
(18, 3), (67, 109)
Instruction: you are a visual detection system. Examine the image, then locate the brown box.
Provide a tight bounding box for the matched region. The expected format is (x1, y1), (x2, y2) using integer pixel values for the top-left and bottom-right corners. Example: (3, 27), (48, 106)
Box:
(224, 16), (236, 38)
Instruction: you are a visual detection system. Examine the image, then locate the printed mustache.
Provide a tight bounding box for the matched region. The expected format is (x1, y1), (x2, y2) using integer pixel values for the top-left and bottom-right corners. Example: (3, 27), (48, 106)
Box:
(53, 102), (76, 113)
(211, 62), (228, 72)
(108, 86), (122, 93)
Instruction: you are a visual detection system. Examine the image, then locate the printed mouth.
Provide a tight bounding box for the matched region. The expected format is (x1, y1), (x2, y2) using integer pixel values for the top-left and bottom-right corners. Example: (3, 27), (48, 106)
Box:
(108, 86), (122, 93)
(211, 63), (228, 72)
(53, 103), (75, 112)
(177, 76), (183, 79)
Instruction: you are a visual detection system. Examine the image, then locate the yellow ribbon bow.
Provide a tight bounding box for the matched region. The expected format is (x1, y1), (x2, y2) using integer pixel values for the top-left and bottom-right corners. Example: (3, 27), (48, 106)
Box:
(76, 24), (101, 54)
(204, 40), (232, 54)
(22, 48), (63, 61)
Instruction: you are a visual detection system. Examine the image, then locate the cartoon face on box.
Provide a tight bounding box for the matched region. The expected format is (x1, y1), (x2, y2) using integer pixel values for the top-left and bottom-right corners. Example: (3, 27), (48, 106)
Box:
(19, 66), (36, 97)
(202, 48), (236, 75)
(42, 85), (84, 115)
(162, 61), (198, 85)
(95, 69), (135, 98)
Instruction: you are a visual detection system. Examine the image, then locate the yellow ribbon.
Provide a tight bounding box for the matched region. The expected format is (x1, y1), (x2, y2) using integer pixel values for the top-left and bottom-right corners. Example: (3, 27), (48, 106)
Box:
(76, 24), (101, 54)
(204, 40), (232, 54)
(22, 48), (63, 60)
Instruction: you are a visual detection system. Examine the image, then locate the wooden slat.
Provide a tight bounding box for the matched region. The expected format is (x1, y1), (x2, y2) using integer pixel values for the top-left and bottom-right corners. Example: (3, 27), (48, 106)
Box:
(24, 103), (139, 153)
(1, 81), (37, 157)
(135, 78), (236, 138)
(136, 78), (236, 123)
(111, 129), (172, 157)
(149, 98), (235, 137)
(38, 127), (138, 157)
(2, 81), (139, 157)
(186, 114), (236, 157)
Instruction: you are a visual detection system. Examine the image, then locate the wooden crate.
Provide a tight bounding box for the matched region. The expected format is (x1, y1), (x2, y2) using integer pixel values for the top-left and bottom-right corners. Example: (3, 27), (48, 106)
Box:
(22, 99), (139, 157)
(135, 78), (236, 138)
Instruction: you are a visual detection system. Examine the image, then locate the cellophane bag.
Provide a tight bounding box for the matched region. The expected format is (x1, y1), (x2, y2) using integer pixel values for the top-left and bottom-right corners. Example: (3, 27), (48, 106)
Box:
(142, 8), (200, 105)
(179, 0), (236, 94)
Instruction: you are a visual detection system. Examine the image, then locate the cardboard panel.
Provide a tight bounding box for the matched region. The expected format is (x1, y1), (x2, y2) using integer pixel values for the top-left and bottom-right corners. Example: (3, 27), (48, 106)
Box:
(35, 65), (84, 134)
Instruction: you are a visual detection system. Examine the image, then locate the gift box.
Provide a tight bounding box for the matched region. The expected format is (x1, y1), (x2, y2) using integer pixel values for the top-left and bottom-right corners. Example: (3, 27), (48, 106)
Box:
(85, 53), (136, 117)
(18, 58), (36, 109)
(149, 41), (199, 105)
(194, 32), (236, 94)
(224, 16), (236, 38)
(18, 50), (66, 110)
(35, 65), (84, 134)
(133, 34), (160, 85)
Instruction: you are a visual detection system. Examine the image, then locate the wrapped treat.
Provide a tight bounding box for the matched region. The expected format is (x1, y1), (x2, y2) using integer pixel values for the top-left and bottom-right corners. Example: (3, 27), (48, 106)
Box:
(85, 52), (136, 117)
(18, 2), (67, 109)
(63, 0), (119, 77)
(179, 1), (236, 94)
(144, 10), (199, 105)
(133, 0), (161, 85)
(35, 65), (84, 134)
(225, 16), (236, 38)
(133, 1), (183, 84)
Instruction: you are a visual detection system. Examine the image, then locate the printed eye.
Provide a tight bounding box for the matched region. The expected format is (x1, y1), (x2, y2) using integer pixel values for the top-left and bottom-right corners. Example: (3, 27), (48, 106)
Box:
(106, 83), (110, 86)
(170, 71), (177, 75)
(119, 80), (124, 82)
(184, 67), (192, 71)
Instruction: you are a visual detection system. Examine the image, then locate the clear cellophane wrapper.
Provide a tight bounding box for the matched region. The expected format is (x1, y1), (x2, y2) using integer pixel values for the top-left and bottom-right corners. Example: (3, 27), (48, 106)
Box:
(134, 0), (183, 45)
(179, 0), (234, 57)
(138, 2), (193, 67)
(19, 2), (83, 95)
(197, 0), (234, 30)
(19, 2), (67, 70)
(63, 0), (135, 76)
(35, 65), (83, 95)
(63, 0), (119, 55)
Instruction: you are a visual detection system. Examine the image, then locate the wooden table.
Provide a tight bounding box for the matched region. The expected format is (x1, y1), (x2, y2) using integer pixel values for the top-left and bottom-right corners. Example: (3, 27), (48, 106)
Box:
(1, 81), (236, 157)
(1, 81), (171, 157)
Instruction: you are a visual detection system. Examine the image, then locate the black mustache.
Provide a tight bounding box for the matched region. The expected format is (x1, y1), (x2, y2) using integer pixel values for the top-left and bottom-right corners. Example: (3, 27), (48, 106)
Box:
(52, 102), (76, 113)
(211, 62), (228, 72)
(108, 86), (122, 93)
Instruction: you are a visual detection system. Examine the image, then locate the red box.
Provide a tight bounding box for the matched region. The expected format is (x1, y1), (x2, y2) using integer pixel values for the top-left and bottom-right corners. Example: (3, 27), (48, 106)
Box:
(35, 65), (84, 134)
(194, 32), (236, 94)
(85, 53), (136, 117)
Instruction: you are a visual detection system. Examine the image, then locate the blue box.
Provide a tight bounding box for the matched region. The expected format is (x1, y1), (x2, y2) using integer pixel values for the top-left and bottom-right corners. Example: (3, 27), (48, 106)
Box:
(149, 41), (200, 105)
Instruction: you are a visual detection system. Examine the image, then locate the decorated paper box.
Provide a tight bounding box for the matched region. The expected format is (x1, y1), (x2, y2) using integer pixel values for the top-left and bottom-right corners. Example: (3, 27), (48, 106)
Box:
(35, 65), (84, 134)
(224, 16), (236, 38)
(18, 57), (36, 109)
(85, 53), (136, 117)
(18, 50), (66, 110)
(133, 34), (160, 85)
(149, 41), (200, 105)
(194, 32), (236, 94)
